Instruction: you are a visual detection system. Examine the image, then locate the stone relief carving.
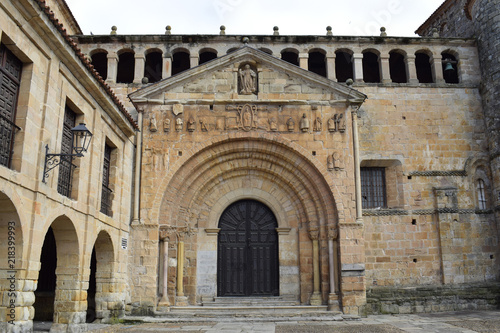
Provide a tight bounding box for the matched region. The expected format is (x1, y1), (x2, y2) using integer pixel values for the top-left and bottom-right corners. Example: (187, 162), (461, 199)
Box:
(308, 226), (319, 240)
(314, 117), (322, 132)
(238, 64), (257, 95)
(336, 113), (346, 133)
(328, 227), (338, 240)
(200, 119), (209, 132)
(287, 117), (295, 132)
(216, 117), (225, 131)
(163, 117), (170, 133)
(327, 152), (342, 171)
(237, 104), (257, 131)
(328, 117), (336, 132)
(149, 114), (158, 132)
(299, 113), (309, 132)
(269, 117), (278, 131)
(175, 117), (183, 131)
(187, 117), (196, 132)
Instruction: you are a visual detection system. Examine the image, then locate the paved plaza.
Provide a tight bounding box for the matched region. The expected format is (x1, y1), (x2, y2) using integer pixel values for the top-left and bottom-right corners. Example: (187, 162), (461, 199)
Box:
(32, 310), (500, 333)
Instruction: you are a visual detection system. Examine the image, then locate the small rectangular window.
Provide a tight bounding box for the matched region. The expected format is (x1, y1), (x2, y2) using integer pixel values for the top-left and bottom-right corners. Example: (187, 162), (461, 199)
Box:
(100, 144), (113, 216)
(0, 44), (22, 168)
(477, 179), (487, 210)
(57, 106), (76, 197)
(361, 167), (387, 209)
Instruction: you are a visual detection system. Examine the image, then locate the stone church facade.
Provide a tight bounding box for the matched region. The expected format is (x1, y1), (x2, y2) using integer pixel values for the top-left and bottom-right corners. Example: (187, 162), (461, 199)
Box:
(0, 0), (499, 332)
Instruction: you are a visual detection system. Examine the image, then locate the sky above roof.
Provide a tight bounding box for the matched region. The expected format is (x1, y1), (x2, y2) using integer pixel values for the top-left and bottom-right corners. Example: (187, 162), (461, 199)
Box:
(65, 0), (443, 37)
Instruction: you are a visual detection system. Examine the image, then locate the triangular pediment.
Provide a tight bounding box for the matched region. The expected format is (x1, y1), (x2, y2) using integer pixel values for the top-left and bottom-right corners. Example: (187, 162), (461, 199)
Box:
(129, 46), (366, 104)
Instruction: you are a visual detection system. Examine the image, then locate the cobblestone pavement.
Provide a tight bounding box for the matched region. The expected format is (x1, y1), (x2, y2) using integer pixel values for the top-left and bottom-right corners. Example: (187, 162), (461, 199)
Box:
(34, 310), (500, 333)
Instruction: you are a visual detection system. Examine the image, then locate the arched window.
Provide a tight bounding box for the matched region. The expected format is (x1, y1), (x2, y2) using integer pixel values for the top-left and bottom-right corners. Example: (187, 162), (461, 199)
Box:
(259, 48), (273, 55)
(477, 179), (487, 210)
(199, 49), (217, 65)
(362, 51), (380, 83)
(90, 51), (107, 80)
(171, 50), (190, 75)
(335, 50), (353, 83)
(308, 50), (326, 77)
(226, 48), (238, 54)
(389, 50), (407, 83)
(116, 51), (134, 83)
(144, 51), (162, 83)
(415, 52), (433, 83)
(281, 49), (299, 66)
(442, 52), (459, 84)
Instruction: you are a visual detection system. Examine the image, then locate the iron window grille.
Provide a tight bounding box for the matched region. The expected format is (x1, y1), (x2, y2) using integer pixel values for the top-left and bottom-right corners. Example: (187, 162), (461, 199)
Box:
(477, 179), (487, 210)
(361, 167), (387, 209)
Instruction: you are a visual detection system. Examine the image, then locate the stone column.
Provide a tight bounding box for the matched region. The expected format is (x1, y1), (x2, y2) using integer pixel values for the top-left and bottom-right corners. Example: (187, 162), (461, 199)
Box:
(106, 52), (118, 84)
(158, 228), (171, 311)
(299, 53), (309, 70)
(308, 226), (322, 305)
(162, 53), (172, 79)
(353, 53), (364, 82)
(132, 107), (144, 225)
(133, 53), (146, 84)
(380, 54), (391, 83)
(351, 105), (363, 222)
(431, 57), (445, 84)
(327, 227), (340, 311)
(326, 53), (336, 81)
(406, 54), (419, 84)
(175, 239), (188, 306)
(190, 54), (199, 68)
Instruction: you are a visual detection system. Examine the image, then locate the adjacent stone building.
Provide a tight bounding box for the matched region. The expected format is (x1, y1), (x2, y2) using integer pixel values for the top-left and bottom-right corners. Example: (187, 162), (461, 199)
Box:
(0, 0), (499, 332)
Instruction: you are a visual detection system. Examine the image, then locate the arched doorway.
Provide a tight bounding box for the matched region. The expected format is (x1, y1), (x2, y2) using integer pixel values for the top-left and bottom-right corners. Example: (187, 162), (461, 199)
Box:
(217, 199), (279, 297)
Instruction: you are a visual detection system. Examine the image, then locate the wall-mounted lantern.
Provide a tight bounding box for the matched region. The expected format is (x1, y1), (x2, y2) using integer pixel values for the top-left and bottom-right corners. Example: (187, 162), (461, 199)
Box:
(42, 123), (93, 183)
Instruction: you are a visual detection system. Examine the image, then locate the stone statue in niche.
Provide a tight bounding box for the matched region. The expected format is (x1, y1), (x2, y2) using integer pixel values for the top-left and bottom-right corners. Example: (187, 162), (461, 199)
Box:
(299, 113), (309, 132)
(200, 119), (209, 132)
(336, 113), (346, 133)
(286, 117), (295, 132)
(269, 117), (278, 131)
(149, 114), (158, 132)
(314, 117), (322, 131)
(328, 117), (336, 132)
(163, 117), (170, 132)
(238, 64), (257, 95)
(187, 117), (196, 132)
(175, 117), (183, 131)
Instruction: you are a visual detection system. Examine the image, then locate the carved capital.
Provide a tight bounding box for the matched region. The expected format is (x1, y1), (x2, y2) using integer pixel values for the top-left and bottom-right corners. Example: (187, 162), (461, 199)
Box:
(308, 226), (319, 240)
(328, 227), (338, 240)
(159, 225), (176, 241)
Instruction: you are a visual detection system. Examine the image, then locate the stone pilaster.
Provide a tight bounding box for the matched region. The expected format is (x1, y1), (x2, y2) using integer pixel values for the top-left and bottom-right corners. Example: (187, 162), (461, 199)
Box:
(106, 52), (118, 84)
(299, 53), (309, 70)
(353, 53), (364, 82)
(133, 53), (146, 84)
(380, 54), (391, 83)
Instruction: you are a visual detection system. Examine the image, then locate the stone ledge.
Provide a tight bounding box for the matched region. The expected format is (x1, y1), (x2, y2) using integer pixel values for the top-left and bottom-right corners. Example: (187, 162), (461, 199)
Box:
(365, 282), (500, 315)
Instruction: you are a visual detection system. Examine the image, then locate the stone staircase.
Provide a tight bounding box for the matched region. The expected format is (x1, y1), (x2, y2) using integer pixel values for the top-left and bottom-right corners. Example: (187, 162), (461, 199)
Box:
(123, 297), (355, 323)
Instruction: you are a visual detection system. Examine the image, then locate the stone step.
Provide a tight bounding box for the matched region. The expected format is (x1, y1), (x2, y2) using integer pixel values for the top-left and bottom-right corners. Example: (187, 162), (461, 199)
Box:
(206, 296), (300, 307)
(124, 307), (351, 323)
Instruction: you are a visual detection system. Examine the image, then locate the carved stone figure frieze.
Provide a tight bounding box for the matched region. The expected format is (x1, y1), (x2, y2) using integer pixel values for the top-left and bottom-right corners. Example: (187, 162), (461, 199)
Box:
(163, 117), (170, 133)
(287, 117), (295, 132)
(238, 64), (257, 95)
(187, 117), (196, 132)
(175, 117), (183, 132)
(299, 113), (309, 132)
(314, 117), (322, 131)
(149, 114), (158, 132)
(269, 117), (278, 131)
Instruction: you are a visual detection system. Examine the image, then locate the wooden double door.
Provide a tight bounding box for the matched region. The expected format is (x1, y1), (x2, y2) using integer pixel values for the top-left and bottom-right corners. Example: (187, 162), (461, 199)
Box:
(217, 200), (279, 296)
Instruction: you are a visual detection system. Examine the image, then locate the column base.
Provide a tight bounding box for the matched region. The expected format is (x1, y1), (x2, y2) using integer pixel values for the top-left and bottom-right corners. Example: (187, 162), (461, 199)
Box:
(131, 219), (143, 226)
(175, 296), (189, 306)
(158, 296), (171, 312)
(310, 292), (322, 306)
(328, 293), (340, 311)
